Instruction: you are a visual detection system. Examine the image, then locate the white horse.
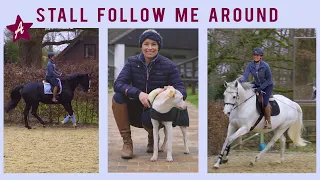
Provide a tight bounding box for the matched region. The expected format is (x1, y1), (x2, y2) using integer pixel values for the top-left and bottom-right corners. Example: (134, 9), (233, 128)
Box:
(213, 80), (309, 169)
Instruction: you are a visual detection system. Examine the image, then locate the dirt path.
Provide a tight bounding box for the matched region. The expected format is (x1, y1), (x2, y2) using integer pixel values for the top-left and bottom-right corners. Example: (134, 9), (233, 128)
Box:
(108, 92), (199, 172)
(208, 151), (316, 173)
(4, 125), (99, 173)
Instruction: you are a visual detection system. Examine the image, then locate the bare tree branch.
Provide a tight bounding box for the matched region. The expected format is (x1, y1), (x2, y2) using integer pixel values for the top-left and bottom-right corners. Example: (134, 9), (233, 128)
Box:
(45, 28), (76, 33)
(42, 40), (73, 47)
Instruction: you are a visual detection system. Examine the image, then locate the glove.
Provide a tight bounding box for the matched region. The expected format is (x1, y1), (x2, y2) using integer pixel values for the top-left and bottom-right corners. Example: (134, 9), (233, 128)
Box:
(255, 87), (261, 94)
(237, 76), (243, 83)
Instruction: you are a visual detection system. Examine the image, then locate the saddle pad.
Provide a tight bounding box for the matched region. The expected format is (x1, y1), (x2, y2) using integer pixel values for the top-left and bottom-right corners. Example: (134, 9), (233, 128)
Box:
(256, 97), (280, 116)
(43, 79), (62, 95)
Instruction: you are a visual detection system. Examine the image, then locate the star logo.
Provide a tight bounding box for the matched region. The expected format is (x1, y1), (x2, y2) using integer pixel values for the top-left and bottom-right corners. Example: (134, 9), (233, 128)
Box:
(6, 15), (33, 43)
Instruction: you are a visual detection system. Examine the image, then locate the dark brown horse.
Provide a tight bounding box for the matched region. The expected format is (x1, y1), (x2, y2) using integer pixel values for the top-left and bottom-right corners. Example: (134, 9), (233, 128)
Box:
(4, 73), (92, 129)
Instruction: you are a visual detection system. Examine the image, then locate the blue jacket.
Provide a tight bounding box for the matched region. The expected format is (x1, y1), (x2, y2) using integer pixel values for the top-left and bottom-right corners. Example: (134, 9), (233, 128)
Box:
(46, 59), (61, 78)
(114, 53), (187, 100)
(239, 60), (273, 90)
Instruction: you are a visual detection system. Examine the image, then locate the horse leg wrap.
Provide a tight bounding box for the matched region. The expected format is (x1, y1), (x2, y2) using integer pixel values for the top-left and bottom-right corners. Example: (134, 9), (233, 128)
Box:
(225, 145), (231, 156)
(71, 114), (77, 124)
(218, 153), (223, 164)
(62, 115), (71, 123)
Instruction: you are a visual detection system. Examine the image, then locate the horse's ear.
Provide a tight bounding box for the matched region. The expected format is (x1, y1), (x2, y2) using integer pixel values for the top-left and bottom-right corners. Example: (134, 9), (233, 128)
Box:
(224, 81), (228, 88)
(235, 81), (238, 87)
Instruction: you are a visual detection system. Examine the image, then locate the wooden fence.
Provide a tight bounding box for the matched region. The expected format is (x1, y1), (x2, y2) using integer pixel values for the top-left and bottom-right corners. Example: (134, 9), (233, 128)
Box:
(176, 56), (198, 95)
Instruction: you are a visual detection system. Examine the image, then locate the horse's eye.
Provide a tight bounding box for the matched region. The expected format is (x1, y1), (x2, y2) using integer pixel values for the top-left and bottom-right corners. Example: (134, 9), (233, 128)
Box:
(233, 96), (236, 99)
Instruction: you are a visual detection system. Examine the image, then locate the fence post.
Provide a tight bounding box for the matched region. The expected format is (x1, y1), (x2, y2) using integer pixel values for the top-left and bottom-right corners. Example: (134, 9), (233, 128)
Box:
(259, 133), (266, 151)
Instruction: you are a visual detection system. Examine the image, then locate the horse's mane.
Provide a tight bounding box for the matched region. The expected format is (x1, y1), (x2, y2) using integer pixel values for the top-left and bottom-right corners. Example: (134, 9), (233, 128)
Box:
(65, 73), (87, 81)
(58, 73), (87, 83)
(240, 82), (255, 91)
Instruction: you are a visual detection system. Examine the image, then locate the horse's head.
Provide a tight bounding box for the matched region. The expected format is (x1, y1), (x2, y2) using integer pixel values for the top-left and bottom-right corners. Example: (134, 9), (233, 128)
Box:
(78, 73), (92, 93)
(223, 80), (240, 116)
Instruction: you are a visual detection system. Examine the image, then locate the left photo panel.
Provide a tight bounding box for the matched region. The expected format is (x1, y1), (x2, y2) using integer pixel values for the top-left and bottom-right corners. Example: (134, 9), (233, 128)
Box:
(3, 28), (99, 173)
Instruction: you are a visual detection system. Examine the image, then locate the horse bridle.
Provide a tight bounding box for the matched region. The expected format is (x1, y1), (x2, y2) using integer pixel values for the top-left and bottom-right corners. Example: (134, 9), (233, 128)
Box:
(224, 89), (239, 107)
(224, 88), (256, 111)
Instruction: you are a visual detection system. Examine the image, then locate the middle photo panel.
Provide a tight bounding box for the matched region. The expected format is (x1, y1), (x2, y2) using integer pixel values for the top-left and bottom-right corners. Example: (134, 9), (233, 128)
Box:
(108, 28), (199, 173)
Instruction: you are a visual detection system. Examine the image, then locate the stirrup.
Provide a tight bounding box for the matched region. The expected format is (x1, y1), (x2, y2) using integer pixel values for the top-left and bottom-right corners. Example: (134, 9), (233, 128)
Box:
(264, 122), (272, 129)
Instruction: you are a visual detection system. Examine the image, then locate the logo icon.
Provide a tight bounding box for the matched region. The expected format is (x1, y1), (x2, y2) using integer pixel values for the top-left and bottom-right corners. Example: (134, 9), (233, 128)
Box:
(6, 15), (33, 42)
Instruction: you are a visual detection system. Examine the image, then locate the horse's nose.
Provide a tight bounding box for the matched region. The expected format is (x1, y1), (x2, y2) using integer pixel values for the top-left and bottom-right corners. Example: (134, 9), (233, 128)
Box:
(227, 112), (230, 115)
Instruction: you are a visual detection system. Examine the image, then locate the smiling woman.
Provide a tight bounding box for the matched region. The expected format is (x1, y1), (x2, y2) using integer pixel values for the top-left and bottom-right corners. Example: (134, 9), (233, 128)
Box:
(111, 29), (188, 160)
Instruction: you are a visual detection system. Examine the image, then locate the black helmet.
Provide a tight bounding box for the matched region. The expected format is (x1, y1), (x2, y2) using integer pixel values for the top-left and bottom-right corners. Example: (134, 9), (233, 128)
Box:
(48, 52), (55, 57)
(252, 48), (264, 56)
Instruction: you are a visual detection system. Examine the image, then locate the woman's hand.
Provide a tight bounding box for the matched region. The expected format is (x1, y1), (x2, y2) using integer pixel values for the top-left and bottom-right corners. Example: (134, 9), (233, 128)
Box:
(139, 92), (150, 108)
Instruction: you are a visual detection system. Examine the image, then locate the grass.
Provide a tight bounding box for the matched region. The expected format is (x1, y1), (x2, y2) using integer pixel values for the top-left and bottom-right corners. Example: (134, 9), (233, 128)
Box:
(186, 87), (198, 106)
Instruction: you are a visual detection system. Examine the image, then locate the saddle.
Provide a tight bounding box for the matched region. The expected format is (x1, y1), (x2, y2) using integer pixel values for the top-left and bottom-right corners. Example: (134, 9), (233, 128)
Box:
(255, 93), (280, 116)
(42, 79), (62, 95)
(250, 92), (280, 131)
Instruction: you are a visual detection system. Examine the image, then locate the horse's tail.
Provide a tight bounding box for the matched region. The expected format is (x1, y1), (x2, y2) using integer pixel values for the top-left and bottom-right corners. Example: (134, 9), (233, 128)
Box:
(4, 85), (24, 113)
(287, 102), (308, 147)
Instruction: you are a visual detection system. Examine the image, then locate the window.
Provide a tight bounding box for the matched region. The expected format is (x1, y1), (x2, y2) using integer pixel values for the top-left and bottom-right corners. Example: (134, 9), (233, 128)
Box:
(84, 44), (96, 59)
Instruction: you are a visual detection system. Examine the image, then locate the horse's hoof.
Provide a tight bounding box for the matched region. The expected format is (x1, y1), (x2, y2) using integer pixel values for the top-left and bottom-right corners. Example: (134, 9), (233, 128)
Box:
(249, 162), (255, 167)
(222, 159), (228, 164)
(25, 126), (32, 129)
(213, 165), (219, 169)
(158, 149), (164, 152)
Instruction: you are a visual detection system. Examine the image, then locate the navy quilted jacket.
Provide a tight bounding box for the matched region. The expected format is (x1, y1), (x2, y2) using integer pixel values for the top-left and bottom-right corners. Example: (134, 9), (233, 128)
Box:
(239, 60), (273, 90)
(114, 53), (187, 100)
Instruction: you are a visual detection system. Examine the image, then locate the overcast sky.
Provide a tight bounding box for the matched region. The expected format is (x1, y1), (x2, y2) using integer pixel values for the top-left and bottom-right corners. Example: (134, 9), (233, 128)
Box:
(4, 29), (77, 52)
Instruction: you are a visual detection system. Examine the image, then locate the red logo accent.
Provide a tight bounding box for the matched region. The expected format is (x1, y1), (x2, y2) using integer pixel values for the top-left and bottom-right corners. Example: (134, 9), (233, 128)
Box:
(6, 15), (33, 42)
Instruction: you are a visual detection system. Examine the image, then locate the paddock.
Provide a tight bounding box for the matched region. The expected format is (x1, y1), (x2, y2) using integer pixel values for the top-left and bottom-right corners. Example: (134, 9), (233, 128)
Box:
(4, 124), (99, 173)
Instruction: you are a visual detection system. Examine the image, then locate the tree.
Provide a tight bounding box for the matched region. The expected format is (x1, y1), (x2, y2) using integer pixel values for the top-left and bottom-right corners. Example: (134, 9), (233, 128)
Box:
(208, 28), (316, 100)
(4, 28), (97, 68)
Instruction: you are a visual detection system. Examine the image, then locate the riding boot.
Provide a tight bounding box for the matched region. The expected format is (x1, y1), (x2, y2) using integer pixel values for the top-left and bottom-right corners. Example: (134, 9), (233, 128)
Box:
(264, 104), (272, 129)
(146, 127), (154, 153)
(52, 86), (58, 103)
(112, 98), (133, 159)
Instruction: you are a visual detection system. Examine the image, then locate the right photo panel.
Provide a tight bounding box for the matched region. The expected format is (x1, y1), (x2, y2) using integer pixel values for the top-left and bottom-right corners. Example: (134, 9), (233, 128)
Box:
(207, 28), (316, 173)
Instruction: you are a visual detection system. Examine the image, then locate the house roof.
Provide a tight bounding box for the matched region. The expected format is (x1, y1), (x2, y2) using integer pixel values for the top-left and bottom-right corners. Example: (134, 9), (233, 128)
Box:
(55, 30), (98, 61)
(108, 29), (134, 44)
(108, 29), (198, 50)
